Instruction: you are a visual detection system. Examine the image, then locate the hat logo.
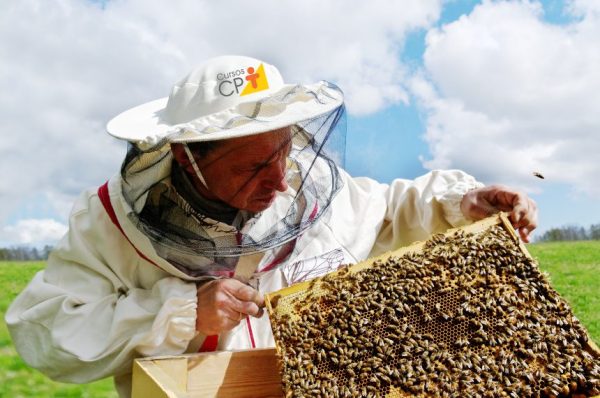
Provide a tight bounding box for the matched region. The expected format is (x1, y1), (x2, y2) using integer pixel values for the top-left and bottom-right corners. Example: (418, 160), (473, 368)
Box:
(217, 63), (269, 97)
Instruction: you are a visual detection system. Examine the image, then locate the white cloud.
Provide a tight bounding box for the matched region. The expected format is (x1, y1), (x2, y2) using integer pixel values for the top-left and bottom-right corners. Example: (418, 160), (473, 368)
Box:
(0, 219), (68, 246)
(0, 0), (442, 245)
(568, 0), (600, 16)
(415, 0), (600, 197)
(12, 0), (598, 245)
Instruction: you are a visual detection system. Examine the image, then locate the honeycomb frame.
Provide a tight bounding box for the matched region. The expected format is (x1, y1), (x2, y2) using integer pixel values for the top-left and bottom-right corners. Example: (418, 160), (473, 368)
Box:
(266, 213), (600, 398)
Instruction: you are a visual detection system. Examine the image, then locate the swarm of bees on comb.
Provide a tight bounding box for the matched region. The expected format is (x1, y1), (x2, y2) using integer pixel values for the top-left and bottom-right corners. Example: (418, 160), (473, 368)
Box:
(267, 218), (600, 398)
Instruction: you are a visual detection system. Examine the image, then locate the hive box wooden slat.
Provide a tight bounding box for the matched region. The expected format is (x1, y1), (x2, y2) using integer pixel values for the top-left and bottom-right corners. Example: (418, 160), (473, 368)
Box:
(131, 348), (284, 397)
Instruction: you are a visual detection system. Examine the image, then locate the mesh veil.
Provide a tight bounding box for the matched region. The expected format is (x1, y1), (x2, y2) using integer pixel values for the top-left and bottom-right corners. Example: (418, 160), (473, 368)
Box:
(119, 104), (346, 276)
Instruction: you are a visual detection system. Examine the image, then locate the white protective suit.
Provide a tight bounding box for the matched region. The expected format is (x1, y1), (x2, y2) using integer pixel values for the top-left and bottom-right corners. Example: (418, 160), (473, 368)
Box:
(6, 164), (482, 397)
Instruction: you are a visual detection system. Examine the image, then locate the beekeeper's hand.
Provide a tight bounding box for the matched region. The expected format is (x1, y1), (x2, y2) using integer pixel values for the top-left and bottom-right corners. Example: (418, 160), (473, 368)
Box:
(460, 185), (538, 243)
(195, 278), (265, 335)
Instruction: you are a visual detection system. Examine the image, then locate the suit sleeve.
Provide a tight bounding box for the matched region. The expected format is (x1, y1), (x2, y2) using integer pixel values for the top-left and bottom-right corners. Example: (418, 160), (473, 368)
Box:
(5, 188), (198, 383)
(347, 169), (484, 257)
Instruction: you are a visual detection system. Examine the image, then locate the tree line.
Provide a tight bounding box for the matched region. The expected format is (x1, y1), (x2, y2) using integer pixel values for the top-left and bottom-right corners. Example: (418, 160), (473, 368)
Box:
(0, 245), (53, 261)
(536, 224), (600, 242)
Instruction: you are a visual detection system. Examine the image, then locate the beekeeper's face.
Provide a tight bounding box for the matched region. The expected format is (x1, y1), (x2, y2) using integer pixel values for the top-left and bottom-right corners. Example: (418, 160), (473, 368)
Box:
(174, 127), (292, 213)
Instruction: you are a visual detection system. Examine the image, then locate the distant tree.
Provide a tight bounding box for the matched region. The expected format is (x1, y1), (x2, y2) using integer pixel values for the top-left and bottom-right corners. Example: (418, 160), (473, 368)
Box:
(14, 247), (27, 261)
(31, 247), (40, 260)
(538, 228), (562, 242)
(574, 226), (585, 240)
(42, 245), (53, 259)
(590, 224), (600, 240)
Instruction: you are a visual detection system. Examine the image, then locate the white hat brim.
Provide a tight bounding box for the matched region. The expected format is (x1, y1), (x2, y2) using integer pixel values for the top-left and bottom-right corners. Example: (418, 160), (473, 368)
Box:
(106, 82), (343, 149)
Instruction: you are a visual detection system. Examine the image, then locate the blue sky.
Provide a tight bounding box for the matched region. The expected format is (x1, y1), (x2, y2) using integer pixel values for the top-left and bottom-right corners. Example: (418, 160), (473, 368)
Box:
(1, 0), (599, 246)
(345, 0), (599, 236)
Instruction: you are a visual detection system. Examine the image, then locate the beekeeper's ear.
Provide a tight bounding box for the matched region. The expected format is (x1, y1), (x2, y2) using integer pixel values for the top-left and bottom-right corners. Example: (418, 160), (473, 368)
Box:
(170, 143), (188, 165)
(170, 143), (210, 189)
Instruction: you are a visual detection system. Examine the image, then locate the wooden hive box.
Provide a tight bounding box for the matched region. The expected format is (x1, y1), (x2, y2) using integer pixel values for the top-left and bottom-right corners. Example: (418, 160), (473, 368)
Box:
(131, 348), (283, 397)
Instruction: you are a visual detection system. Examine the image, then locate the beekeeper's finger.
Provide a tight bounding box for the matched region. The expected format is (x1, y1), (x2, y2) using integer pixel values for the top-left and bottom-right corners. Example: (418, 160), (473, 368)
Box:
(224, 279), (265, 308)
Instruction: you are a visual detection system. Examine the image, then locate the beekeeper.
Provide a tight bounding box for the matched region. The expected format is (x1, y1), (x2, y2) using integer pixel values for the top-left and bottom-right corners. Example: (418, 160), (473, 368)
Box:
(6, 55), (537, 397)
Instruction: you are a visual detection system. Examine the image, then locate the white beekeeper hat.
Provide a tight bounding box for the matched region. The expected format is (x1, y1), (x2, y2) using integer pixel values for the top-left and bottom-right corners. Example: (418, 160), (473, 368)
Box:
(107, 55), (344, 148)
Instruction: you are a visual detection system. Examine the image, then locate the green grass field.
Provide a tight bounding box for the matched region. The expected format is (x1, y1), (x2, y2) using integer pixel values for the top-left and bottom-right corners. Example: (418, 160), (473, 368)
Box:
(0, 262), (117, 398)
(1, 241), (599, 396)
(527, 240), (600, 345)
